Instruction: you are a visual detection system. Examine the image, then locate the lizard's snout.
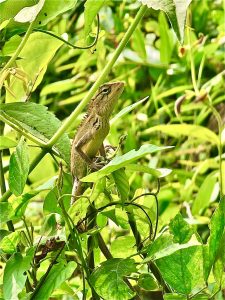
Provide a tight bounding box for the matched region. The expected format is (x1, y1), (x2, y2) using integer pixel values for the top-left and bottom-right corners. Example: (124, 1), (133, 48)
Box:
(114, 81), (124, 92)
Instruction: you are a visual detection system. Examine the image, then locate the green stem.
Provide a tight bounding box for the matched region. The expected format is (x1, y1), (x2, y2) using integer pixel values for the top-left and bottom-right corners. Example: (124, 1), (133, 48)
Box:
(1, 22), (35, 75)
(208, 101), (224, 197)
(46, 5), (147, 148)
(187, 11), (199, 95)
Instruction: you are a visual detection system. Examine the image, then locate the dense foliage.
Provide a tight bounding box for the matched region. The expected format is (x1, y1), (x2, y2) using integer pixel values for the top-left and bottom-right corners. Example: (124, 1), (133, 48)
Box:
(0, 0), (224, 299)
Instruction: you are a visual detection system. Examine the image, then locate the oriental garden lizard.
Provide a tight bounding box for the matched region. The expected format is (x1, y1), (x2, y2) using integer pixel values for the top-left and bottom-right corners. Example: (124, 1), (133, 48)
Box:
(70, 81), (124, 203)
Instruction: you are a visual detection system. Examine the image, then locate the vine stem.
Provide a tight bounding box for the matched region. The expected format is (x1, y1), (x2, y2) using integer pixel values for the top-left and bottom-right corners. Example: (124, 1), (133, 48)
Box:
(0, 22), (35, 75)
(46, 5), (148, 148)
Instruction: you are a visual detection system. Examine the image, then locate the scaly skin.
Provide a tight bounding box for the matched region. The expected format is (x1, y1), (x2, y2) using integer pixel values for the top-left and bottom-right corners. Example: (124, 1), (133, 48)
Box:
(70, 81), (124, 203)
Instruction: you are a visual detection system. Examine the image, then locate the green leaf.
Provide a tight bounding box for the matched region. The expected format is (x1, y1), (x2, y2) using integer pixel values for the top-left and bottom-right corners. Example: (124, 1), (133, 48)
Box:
(0, 231), (21, 254)
(84, 0), (106, 38)
(204, 196), (225, 280)
(143, 124), (220, 146)
(159, 11), (174, 64)
(81, 144), (172, 182)
(138, 273), (158, 290)
(169, 213), (194, 244)
(139, 0), (192, 43)
(110, 96), (149, 125)
(164, 294), (187, 300)
(213, 232), (225, 285)
(0, 0), (76, 28)
(132, 26), (147, 60)
(110, 236), (136, 258)
(2, 31), (63, 102)
(90, 258), (136, 300)
(0, 102), (70, 165)
(3, 249), (34, 300)
(112, 168), (130, 205)
(13, 191), (40, 218)
(126, 164), (172, 178)
(192, 173), (218, 215)
(68, 196), (90, 225)
(144, 233), (174, 259)
(9, 138), (29, 196)
(40, 214), (58, 236)
(0, 136), (17, 150)
(155, 245), (205, 294)
(43, 187), (61, 215)
(0, 202), (14, 223)
(14, 0), (45, 23)
(32, 261), (76, 300)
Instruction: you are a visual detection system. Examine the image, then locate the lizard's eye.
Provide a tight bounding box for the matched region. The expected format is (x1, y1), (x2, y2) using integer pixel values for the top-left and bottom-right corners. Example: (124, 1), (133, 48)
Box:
(101, 87), (111, 94)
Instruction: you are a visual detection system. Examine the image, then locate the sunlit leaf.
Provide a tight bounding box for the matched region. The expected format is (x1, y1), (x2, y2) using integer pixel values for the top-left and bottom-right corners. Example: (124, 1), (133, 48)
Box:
(90, 258), (136, 300)
(3, 249), (34, 300)
(0, 231), (21, 254)
(143, 124), (220, 146)
(155, 245), (205, 294)
(169, 213), (194, 244)
(14, 0), (45, 23)
(84, 0), (107, 38)
(139, 0), (192, 42)
(82, 144), (172, 182)
(0, 136), (17, 150)
(192, 172), (218, 215)
(204, 196), (225, 280)
(1, 102), (70, 165)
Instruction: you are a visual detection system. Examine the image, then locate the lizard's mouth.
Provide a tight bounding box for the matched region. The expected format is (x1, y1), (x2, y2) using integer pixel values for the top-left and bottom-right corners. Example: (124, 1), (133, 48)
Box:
(114, 81), (124, 93)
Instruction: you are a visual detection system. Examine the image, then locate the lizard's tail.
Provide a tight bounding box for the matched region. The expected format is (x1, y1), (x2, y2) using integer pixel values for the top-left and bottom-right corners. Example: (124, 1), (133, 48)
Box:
(70, 177), (83, 205)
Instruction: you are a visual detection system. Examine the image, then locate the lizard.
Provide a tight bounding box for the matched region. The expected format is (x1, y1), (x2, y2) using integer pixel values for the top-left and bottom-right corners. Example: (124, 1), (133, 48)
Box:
(70, 81), (124, 204)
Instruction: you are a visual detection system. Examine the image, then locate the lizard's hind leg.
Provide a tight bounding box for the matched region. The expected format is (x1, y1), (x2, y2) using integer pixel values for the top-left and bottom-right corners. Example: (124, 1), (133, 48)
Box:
(71, 177), (83, 205)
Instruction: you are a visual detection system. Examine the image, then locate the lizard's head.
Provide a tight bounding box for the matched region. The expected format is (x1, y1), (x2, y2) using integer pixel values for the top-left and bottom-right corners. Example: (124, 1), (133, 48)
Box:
(92, 81), (124, 117)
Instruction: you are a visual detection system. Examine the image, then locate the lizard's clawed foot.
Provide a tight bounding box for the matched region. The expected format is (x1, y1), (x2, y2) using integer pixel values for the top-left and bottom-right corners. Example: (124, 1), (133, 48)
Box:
(105, 145), (117, 153)
(89, 159), (106, 171)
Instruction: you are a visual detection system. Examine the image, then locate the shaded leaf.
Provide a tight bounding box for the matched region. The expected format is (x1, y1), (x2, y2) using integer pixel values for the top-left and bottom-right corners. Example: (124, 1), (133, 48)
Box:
(90, 258), (136, 300)
(9, 138), (29, 196)
(82, 144), (172, 182)
(43, 187), (61, 215)
(138, 273), (158, 290)
(32, 261), (76, 300)
(1, 102), (70, 165)
(112, 168), (130, 205)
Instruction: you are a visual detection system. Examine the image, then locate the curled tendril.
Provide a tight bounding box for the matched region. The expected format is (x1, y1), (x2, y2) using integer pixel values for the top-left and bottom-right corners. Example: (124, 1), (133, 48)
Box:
(34, 14), (100, 50)
(130, 179), (160, 241)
